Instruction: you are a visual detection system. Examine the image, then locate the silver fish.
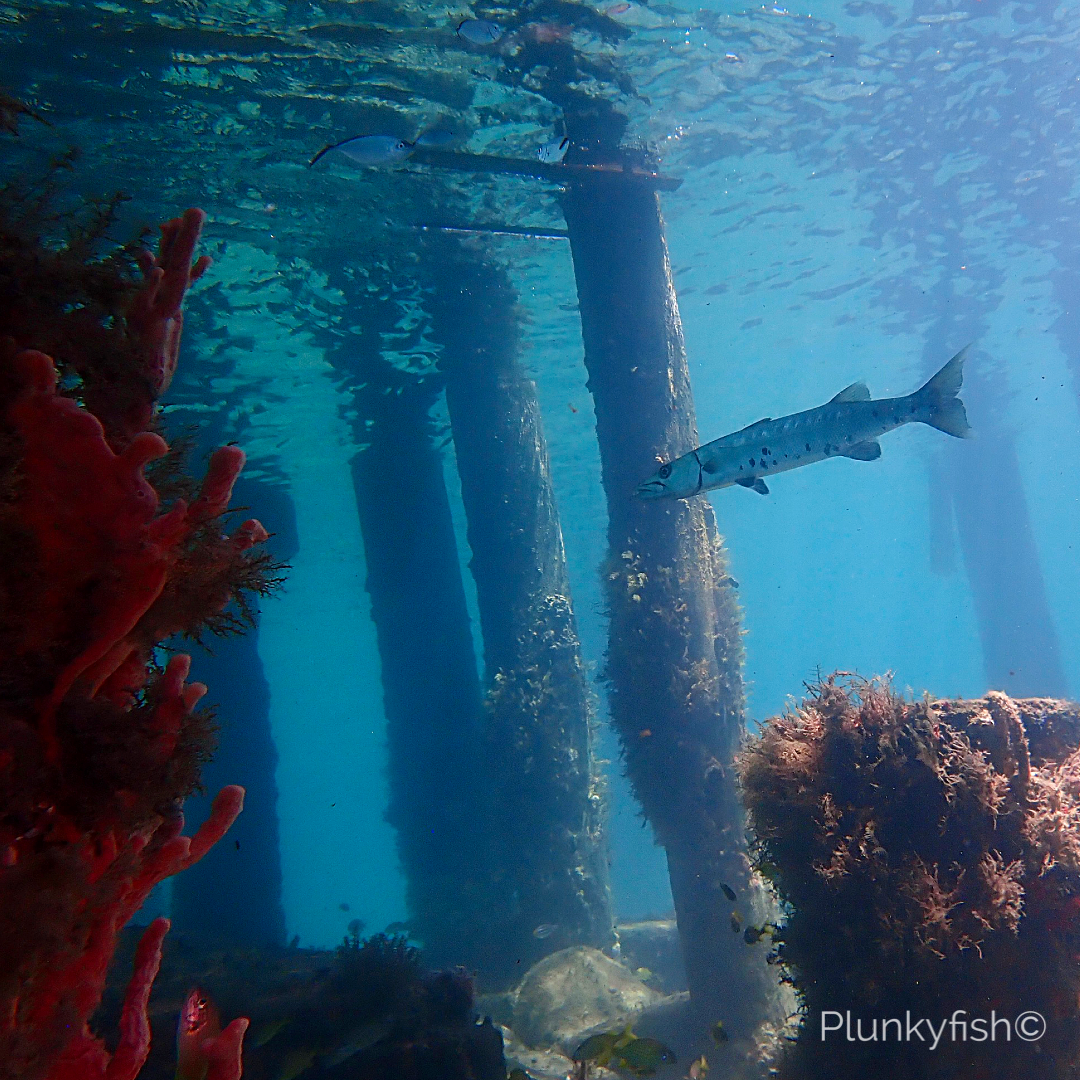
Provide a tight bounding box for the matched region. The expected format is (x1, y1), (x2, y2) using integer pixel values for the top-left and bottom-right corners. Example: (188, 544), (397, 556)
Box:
(537, 136), (570, 163)
(456, 18), (503, 43)
(309, 134), (414, 168)
(637, 347), (971, 500)
(532, 922), (558, 939)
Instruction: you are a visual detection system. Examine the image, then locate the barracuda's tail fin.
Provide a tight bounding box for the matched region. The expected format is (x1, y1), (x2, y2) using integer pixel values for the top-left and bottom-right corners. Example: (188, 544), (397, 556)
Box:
(911, 346), (972, 438)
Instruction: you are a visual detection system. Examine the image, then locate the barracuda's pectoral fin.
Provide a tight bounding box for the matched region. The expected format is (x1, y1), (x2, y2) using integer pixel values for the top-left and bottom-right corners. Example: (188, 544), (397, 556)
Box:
(842, 439), (882, 461)
(736, 477), (770, 494)
(830, 381), (871, 403)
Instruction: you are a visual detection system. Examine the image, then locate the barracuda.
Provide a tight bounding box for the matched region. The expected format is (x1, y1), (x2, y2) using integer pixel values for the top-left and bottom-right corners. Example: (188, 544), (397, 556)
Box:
(637, 347), (971, 500)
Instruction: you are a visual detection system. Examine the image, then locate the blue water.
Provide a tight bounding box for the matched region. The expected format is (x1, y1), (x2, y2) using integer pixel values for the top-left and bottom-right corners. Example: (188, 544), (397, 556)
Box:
(5, 0), (1079, 959)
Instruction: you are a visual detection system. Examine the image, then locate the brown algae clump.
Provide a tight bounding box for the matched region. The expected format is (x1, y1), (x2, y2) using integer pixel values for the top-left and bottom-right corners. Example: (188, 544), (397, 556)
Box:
(738, 676), (1080, 1080)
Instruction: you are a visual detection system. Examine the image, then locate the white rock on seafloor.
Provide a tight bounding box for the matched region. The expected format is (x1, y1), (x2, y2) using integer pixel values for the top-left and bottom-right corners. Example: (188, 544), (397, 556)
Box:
(510, 946), (665, 1050)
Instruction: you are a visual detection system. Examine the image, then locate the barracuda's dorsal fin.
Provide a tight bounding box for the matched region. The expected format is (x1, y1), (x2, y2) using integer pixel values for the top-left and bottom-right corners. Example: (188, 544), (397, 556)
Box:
(732, 417), (772, 435)
(830, 381), (871, 403)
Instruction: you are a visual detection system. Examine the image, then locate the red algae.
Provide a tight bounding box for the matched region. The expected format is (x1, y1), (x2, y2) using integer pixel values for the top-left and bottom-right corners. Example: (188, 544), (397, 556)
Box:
(0, 199), (278, 1080)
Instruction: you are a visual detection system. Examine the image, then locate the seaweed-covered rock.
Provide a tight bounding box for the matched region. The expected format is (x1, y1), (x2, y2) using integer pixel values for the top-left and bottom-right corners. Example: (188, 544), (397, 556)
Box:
(98, 929), (507, 1080)
(738, 676), (1080, 1080)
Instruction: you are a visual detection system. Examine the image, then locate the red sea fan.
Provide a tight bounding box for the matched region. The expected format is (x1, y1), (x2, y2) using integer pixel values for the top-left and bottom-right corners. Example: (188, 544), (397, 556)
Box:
(0, 208), (275, 1080)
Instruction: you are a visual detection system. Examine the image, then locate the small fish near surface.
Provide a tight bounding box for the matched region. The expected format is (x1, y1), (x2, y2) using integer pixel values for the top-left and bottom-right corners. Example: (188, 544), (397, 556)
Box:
(309, 134), (415, 169)
(456, 17), (503, 43)
(637, 347), (972, 500)
(532, 922), (558, 939)
(537, 135), (570, 163)
(177, 987), (221, 1080)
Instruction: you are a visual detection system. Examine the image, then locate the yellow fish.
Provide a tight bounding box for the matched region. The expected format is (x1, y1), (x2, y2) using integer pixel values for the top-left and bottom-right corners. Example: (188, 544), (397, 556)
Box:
(616, 1036), (676, 1076)
(574, 1024), (636, 1067)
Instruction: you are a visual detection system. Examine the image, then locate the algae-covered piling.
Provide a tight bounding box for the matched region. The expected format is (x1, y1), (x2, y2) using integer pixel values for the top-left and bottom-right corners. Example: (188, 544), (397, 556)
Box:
(561, 153), (771, 1032)
(428, 236), (614, 982)
(342, 335), (490, 971)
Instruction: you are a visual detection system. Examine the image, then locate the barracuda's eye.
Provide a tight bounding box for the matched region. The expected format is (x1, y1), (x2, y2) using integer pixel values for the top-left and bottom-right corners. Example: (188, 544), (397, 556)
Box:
(658, 463), (672, 479)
